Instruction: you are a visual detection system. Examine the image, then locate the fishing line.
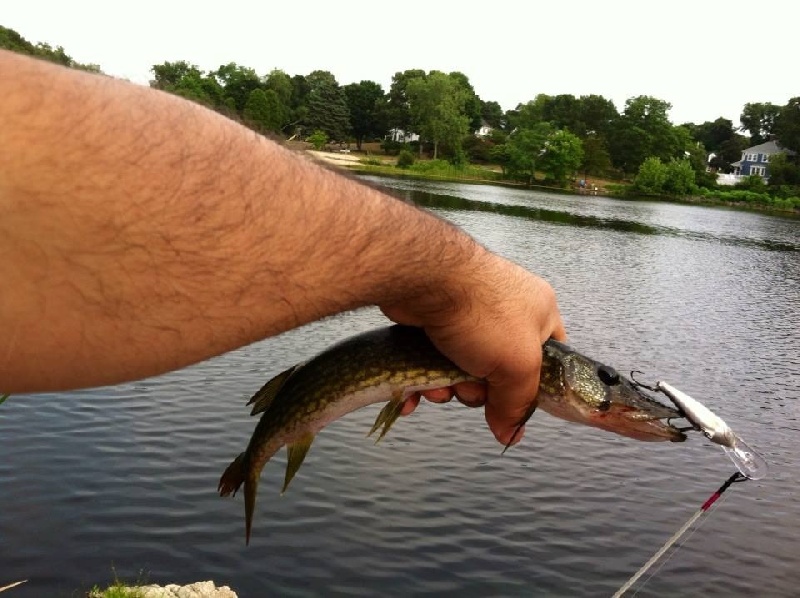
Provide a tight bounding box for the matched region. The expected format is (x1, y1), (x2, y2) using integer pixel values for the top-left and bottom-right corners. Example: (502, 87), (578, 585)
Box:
(629, 487), (733, 597)
(611, 472), (747, 598)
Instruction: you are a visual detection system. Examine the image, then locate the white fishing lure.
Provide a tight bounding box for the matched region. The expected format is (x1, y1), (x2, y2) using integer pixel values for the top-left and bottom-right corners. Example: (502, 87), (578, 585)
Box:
(656, 381), (768, 480)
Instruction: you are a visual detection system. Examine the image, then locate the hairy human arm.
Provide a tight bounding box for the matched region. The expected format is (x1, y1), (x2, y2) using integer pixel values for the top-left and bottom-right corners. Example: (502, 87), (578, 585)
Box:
(0, 51), (565, 445)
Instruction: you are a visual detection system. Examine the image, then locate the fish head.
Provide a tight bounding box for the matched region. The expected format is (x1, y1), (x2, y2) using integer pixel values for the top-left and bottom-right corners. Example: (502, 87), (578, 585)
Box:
(539, 340), (686, 442)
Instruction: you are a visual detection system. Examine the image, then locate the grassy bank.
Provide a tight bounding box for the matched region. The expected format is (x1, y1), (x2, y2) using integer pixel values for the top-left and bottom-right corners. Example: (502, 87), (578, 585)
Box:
(311, 150), (800, 216)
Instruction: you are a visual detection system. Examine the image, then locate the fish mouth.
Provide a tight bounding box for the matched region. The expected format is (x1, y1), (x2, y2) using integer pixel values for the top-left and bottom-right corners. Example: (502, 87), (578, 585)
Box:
(598, 384), (688, 442)
(615, 405), (687, 442)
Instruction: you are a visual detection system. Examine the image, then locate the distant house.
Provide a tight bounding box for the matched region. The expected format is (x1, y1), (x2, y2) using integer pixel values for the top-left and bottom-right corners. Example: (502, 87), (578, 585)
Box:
(387, 128), (419, 143)
(475, 120), (493, 137)
(728, 140), (793, 182)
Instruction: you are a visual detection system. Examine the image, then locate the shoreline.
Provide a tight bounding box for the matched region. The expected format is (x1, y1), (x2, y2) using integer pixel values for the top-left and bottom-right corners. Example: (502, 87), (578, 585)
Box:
(306, 150), (799, 217)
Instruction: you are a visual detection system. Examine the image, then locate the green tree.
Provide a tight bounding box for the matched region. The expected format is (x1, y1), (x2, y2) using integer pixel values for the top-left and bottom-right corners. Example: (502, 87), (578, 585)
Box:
(344, 80), (388, 150)
(481, 100), (504, 129)
(504, 123), (552, 184)
(581, 134), (613, 177)
(406, 71), (470, 159)
(448, 71), (482, 131)
(633, 157), (668, 194)
(773, 97), (800, 153)
(740, 102), (782, 144)
(663, 159), (698, 195)
(539, 130), (584, 185)
(577, 94), (619, 140)
(1, 25), (101, 72)
(610, 96), (683, 174)
(766, 152), (800, 186)
(686, 117), (749, 172)
(386, 69), (427, 133)
(263, 69), (293, 107)
(243, 88), (287, 133)
(212, 62), (261, 114)
(303, 71), (350, 141)
(150, 61), (223, 108)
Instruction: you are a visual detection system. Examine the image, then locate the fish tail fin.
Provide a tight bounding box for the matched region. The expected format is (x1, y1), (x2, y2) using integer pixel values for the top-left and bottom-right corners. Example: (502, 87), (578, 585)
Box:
(218, 452), (247, 498)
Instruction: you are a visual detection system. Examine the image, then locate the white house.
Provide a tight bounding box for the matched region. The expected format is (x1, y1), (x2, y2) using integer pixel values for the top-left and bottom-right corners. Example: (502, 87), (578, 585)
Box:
(387, 128), (419, 143)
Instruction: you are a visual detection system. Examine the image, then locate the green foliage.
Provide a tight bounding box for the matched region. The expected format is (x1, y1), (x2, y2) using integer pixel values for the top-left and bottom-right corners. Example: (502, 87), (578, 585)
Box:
(406, 71), (471, 159)
(303, 70), (350, 142)
(380, 139), (404, 155)
(462, 135), (496, 163)
(306, 129), (328, 151)
(581, 134), (613, 176)
(634, 157), (668, 194)
(1, 25), (101, 72)
(88, 582), (145, 598)
(735, 175), (769, 193)
(503, 123), (552, 183)
(212, 62), (261, 114)
(397, 149), (415, 168)
(766, 152), (800, 186)
(386, 69), (427, 132)
(610, 96), (682, 173)
(740, 102), (781, 145)
(481, 100), (504, 129)
(243, 89), (287, 133)
(634, 157), (698, 196)
(0, 394), (8, 405)
(307, 130), (329, 150)
(150, 61), (223, 108)
(663, 159), (698, 195)
(773, 97), (800, 153)
(344, 80), (388, 150)
(539, 130), (584, 185)
(697, 187), (800, 211)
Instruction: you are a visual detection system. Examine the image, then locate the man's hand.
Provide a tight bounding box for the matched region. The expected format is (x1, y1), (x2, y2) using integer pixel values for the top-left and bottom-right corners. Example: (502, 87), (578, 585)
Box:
(383, 248), (566, 447)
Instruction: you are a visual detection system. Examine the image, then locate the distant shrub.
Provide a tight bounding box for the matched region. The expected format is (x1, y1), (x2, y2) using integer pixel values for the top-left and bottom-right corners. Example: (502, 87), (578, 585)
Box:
(397, 149), (415, 169)
(633, 157), (667, 194)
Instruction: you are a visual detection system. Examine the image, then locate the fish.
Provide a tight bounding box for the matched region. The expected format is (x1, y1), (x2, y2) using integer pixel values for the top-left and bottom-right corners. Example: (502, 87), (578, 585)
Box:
(219, 325), (685, 543)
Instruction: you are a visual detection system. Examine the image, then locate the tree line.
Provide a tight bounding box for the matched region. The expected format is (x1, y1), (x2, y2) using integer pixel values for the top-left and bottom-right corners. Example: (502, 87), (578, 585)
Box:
(3, 24), (799, 195)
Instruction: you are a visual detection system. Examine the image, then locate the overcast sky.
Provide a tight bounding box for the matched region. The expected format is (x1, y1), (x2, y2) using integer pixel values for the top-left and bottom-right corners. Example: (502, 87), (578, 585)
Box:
(4, 0), (796, 127)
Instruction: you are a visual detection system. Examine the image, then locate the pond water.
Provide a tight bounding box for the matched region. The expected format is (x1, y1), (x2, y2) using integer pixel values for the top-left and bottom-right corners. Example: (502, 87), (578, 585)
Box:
(1, 179), (798, 597)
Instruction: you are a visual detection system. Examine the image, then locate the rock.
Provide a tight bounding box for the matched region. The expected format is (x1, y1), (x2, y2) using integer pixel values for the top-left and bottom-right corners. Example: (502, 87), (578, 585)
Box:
(112, 581), (238, 598)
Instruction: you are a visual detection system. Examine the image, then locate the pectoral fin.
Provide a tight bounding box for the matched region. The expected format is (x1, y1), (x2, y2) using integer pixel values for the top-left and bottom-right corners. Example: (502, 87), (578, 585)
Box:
(248, 364), (301, 416)
(282, 433), (316, 494)
(367, 398), (404, 443)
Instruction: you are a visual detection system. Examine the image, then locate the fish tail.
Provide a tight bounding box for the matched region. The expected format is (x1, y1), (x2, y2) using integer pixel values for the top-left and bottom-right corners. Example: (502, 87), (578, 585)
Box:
(218, 452), (247, 498)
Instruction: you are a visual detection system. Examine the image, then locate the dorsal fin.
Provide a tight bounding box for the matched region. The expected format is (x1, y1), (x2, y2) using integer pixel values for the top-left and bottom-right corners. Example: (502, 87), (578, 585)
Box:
(248, 364), (301, 416)
(282, 433), (316, 494)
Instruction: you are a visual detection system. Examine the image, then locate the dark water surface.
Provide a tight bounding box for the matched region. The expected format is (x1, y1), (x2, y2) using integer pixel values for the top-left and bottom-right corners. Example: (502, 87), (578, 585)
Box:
(2, 179), (798, 597)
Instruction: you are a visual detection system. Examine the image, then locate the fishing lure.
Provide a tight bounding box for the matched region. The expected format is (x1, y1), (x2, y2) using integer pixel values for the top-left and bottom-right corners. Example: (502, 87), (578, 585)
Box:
(655, 381), (768, 480)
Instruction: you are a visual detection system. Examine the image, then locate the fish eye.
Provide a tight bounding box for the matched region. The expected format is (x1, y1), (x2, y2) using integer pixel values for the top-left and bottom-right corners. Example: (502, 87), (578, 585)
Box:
(597, 365), (620, 386)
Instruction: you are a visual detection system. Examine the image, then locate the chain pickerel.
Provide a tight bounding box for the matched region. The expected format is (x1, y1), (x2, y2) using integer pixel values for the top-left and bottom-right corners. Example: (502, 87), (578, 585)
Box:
(219, 325), (685, 543)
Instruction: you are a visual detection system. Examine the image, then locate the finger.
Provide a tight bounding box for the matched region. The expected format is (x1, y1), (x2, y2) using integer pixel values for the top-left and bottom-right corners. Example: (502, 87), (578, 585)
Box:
(400, 393), (421, 416)
(484, 348), (542, 446)
(550, 317), (568, 342)
(453, 381), (486, 408)
(420, 387), (453, 404)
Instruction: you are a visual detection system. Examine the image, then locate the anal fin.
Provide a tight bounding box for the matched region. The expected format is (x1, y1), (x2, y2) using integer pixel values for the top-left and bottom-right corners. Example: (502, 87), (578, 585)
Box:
(282, 432), (315, 494)
(367, 397), (404, 443)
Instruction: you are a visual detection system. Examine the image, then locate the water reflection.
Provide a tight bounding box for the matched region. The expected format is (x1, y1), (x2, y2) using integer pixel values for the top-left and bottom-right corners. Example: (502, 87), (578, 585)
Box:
(399, 188), (799, 252)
